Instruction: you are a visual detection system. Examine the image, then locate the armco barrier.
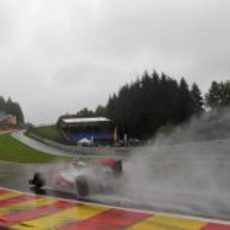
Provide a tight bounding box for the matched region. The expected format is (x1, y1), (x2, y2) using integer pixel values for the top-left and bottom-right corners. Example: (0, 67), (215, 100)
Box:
(26, 132), (130, 156)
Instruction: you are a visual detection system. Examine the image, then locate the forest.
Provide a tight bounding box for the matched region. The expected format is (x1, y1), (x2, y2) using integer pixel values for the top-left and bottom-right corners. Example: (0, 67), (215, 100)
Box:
(58, 71), (230, 140)
(0, 96), (24, 126)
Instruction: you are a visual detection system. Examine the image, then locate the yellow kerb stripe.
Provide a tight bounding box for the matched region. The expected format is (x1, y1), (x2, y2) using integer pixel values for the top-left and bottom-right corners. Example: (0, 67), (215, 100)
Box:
(128, 215), (207, 230)
(0, 197), (56, 217)
(13, 203), (108, 230)
(0, 191), (22, 201)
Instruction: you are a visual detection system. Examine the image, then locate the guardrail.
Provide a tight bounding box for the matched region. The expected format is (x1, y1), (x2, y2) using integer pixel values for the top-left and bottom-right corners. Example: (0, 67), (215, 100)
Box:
(26, 132), (130, 156)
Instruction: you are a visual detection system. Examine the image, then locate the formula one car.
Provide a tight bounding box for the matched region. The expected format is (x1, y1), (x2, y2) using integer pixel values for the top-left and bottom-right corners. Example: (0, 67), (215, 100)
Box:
(29, 158), (123, 196)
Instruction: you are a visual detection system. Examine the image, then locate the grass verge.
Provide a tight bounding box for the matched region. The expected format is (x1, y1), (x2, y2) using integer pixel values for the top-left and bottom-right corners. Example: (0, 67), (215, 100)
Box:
(25, 125), (63, 141)
(0, 133), (70, 163)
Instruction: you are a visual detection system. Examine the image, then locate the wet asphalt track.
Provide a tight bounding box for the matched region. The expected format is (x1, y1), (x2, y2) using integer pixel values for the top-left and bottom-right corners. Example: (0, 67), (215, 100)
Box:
(11, 131), (74, 156)
(1, 132), (230, 221)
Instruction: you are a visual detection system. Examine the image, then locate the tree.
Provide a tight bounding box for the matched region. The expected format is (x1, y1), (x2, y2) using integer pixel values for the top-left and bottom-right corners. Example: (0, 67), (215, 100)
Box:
(75, 108), (94, 117)
(94, 105), (106, 116)
(220, 81), (230, 106)
(0, 96), (6, 112)
(157, 73), (179, 125)
(173, 78), (194, 123)
(5, 97), (24, 125)
(106, 94), (118, 120)
(14, 103), (24, 125)
(206, 81), (221, 107)
(206, 81), (230, 108)
(190, 83), (204, 114)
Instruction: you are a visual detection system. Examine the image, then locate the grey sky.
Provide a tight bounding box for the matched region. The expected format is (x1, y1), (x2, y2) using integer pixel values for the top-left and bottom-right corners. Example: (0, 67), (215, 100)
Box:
(0, 0), (230, 124)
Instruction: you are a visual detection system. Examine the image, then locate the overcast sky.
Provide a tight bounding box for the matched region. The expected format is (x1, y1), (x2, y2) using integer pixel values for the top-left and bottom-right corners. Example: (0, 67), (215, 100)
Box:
(0, 0), (230, 125)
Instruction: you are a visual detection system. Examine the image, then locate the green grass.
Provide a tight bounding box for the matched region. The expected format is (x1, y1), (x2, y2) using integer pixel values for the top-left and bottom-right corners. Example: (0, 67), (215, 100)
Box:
(25, 125), (63, 141)
(0, 133), (70, 163)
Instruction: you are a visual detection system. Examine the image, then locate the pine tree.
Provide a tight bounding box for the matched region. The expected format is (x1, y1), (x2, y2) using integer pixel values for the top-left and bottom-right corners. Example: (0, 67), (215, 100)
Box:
(206, 81), (222, 107)
(5, 97), (24, 125)
(173, 78), (194, 123)
(206, 80), (230, 107)
(75, 108), (94, 117)
(191, 83), (204, 114)
(94, 105), (106, 116)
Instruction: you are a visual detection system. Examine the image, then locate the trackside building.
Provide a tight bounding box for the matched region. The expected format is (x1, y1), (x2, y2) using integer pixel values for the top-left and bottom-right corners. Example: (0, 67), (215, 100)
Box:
(59, 117), (115, 143)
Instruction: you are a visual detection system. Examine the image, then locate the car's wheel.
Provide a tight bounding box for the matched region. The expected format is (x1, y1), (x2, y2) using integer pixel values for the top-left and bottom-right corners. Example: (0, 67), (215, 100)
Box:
(75, 176), (89, 196)
(113, 160), (123, 176)
(29, 172), (45, 189)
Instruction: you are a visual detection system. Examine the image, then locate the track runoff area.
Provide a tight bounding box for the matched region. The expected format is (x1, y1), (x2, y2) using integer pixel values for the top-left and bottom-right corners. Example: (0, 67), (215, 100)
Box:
(0, 188), (229, 230)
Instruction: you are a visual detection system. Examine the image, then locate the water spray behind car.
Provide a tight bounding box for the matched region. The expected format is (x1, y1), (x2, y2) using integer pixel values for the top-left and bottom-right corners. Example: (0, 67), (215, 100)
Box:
(114, 108), (230, 218)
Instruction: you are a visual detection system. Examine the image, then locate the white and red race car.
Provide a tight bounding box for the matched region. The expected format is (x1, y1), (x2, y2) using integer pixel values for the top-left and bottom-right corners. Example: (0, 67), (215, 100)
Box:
(29, 158), (123, 196)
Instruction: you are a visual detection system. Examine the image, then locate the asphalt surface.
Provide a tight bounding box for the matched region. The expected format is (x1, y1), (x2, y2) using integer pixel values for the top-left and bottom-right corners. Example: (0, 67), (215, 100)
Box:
(1, 134), (230, 221)
(11, 131), (74, 156)
(11, 131), (128, 159)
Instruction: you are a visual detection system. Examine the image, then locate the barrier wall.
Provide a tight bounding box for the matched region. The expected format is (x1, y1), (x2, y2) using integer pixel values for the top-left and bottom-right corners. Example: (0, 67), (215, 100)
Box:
(26, 132), (129, 156)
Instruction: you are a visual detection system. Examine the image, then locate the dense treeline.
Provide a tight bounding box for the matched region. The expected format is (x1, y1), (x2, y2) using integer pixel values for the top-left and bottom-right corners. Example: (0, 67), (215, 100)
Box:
(57, 70), (230, 140)
(105, 72), (203, 139)
(0, 96), (24, 125)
